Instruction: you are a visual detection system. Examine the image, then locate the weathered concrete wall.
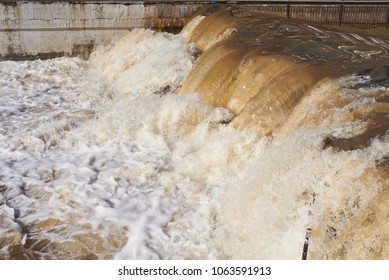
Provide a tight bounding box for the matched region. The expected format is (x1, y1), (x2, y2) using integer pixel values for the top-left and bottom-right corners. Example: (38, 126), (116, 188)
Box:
(1, 1), (389, 60)
(0, 1), (202, 60)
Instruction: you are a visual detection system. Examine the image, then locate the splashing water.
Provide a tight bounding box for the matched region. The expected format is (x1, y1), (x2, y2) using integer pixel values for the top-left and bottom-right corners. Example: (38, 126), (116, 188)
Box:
(0, 12), (388, 260)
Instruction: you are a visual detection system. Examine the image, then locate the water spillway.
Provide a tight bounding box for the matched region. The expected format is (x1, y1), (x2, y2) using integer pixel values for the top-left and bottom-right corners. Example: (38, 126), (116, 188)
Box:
(0, 2), (388, 260)
(179, 5), (389, 259)
(179, 4), (389, 134)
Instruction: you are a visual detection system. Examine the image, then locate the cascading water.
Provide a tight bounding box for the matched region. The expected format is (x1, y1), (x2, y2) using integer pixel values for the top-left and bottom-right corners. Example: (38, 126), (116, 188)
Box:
(0, 5), (388, 260)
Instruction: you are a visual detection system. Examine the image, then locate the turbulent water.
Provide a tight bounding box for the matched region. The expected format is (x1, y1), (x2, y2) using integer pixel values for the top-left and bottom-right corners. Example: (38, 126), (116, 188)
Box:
(1, 5), (388, 260)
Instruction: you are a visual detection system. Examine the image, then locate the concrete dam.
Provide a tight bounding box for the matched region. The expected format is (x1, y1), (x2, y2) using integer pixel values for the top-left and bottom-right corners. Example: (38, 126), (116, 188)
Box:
(1, 1), (389, 59)
(0, 1), (388, 260)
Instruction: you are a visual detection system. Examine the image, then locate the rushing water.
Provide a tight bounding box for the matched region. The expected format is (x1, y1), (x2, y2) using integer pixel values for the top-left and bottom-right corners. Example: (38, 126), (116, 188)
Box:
(0, 6), (388, 260)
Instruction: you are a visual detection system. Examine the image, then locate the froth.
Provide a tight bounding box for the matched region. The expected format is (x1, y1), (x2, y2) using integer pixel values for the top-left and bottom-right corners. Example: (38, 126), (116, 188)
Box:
(1, 26), (388, 260)
(88, 29), (196, 97)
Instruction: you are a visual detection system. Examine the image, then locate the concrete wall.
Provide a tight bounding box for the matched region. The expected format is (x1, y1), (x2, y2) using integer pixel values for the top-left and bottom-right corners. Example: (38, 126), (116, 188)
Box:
(1, 1), (389, 60)
(0, 1), (202, 60)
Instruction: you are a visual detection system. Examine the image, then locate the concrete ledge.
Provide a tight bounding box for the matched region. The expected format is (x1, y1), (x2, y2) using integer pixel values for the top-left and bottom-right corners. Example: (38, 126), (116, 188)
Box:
(0, 1), (202, 60)
(1, 1), (389, 60)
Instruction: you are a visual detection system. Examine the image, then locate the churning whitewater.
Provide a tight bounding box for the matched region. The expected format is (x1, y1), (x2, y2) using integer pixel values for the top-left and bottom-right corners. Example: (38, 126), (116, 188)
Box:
(1, 9), (389, 259)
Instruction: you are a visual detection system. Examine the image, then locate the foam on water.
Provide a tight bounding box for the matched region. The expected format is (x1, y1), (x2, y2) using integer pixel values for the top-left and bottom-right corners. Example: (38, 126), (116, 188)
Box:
(0, 27), (388, 259)
(0, 29), (234, 259)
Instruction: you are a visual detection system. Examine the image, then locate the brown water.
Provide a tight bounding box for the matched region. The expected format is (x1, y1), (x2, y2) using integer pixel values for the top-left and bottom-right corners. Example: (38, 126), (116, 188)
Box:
(179, 5), (389, 259)
(0, 5), (388, 260)
(180, 5), (389, 134)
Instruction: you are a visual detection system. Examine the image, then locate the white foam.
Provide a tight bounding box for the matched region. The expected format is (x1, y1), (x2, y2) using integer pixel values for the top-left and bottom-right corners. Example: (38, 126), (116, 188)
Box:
(0, 29), (388, 260)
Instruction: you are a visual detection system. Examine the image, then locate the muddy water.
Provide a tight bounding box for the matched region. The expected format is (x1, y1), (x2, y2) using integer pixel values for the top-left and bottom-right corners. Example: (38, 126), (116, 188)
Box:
(179, 5), (389, 259)
(0, 6), (388, 259)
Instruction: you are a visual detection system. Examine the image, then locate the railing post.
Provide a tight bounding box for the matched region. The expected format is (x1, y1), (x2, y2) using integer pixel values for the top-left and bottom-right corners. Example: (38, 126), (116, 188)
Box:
(386, 5), (389, 28)
(286, 4), (290, 19)
(339, 4), (344, 26)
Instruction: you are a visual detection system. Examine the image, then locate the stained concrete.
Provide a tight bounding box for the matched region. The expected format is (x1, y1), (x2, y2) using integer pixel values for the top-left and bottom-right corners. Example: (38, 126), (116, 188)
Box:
(0, 1), (202, 60)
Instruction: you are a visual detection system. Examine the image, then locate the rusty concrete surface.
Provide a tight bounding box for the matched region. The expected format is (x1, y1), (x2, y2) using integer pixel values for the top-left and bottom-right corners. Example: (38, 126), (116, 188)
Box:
(0, 2), (202, 60)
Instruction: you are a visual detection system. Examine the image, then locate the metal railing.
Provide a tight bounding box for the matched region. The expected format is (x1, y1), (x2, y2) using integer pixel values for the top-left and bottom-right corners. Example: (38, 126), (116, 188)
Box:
(1, 1), (389, 28)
